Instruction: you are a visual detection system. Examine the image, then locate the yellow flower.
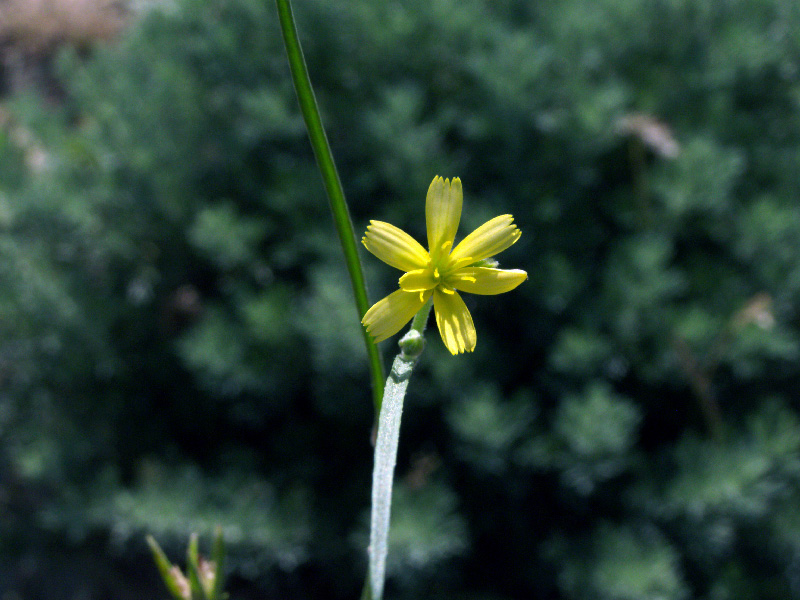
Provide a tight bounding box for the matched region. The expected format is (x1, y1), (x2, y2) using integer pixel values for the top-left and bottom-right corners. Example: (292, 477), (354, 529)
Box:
(361, 176), (527, 355)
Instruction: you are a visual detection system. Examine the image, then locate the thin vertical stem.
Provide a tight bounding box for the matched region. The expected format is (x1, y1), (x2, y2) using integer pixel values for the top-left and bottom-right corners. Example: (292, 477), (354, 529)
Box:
(275, 0), (385, 412)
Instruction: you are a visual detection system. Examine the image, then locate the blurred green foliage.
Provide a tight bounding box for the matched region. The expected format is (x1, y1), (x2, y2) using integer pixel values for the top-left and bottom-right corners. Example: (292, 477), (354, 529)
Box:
(2, 0), (800, 598)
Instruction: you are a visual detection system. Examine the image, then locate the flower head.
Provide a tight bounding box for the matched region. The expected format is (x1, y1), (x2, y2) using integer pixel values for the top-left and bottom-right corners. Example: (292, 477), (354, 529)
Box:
(361, 176), (527, 354)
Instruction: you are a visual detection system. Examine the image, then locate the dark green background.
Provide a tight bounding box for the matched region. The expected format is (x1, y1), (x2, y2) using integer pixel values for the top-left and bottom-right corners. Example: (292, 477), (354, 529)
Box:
(2, 0), (800, 598)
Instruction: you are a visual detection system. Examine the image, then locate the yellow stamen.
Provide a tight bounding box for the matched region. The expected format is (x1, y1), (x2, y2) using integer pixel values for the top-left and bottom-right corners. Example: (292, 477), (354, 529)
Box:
(450, 256), (474, 270)
(441, 240), (452, 253)
(433, 268), (440, 279)
(458, 276), (477, 283)
(441, 286), (455, 295)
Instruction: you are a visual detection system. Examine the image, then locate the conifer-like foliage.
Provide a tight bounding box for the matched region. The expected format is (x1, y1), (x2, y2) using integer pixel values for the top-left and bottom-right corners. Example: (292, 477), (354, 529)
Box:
(2, 0), (800, 598)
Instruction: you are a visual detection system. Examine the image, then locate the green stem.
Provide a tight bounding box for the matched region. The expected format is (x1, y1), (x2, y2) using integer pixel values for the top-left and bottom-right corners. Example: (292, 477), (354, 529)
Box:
(367, 300), (433, 600)
(275, 0), (385, 412)
(410, 298), (433, 333)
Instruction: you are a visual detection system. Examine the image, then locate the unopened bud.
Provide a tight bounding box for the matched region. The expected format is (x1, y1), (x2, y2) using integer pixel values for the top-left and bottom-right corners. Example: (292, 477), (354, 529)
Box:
(169, 566), (191, 600)
(399, 329), (425, 358)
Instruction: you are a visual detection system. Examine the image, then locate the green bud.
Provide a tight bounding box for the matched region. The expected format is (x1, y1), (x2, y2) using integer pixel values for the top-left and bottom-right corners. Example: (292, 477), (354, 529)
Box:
(399, 329), (425, 358)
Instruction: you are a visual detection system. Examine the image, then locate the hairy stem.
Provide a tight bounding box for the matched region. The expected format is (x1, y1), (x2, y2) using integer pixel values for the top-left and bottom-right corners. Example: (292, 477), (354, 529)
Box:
(367, 299), (433, 600)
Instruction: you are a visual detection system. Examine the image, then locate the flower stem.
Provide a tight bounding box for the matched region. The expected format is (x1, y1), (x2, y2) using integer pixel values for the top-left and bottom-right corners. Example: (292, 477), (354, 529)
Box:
(275, 0), (385, 412)
(367, 299), (433, 600)
(410, 298), (433, 333)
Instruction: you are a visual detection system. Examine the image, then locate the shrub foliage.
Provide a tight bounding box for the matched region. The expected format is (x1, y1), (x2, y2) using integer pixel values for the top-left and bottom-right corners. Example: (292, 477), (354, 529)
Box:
(2, 0), (800, 598)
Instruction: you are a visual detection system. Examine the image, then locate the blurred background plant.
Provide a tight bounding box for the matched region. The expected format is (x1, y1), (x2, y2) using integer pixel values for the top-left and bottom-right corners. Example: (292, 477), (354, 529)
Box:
(2, 0), (800, 599)
(148, 529), (228, 600)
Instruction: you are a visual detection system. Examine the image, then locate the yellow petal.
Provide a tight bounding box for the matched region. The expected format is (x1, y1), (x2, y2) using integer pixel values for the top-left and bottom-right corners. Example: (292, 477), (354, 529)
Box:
(362, 221), (430, 272)
(450, 268), (528, 295)
(449, 215), (521, 264)
(433, 288), (476, 355)
(426, 176), (462, 259)
(362, 289), (431, 343)
(399, 268), (438, 292)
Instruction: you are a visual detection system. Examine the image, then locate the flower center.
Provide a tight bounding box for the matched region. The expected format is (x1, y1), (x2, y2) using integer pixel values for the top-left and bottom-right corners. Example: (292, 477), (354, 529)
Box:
(398, 239), (478, 297)
(429, 260), (458, 295)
